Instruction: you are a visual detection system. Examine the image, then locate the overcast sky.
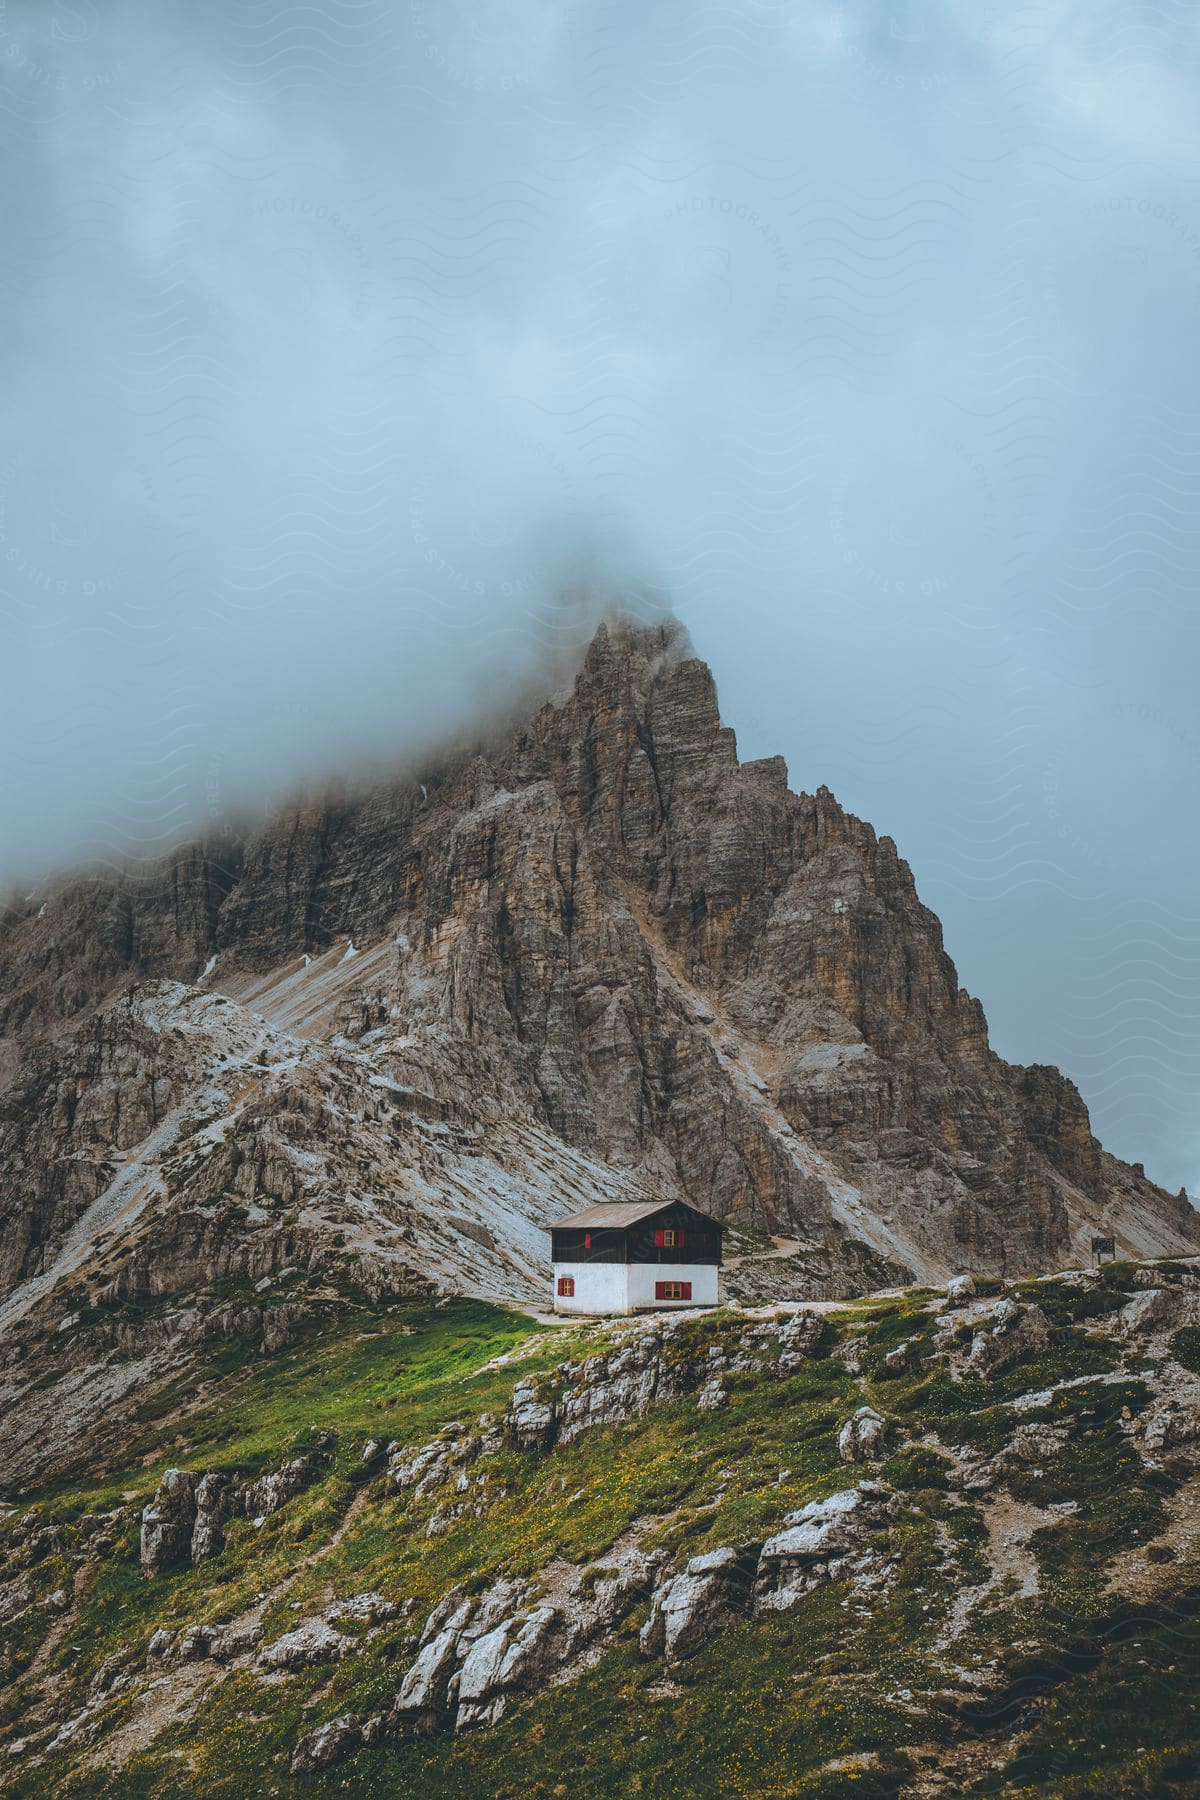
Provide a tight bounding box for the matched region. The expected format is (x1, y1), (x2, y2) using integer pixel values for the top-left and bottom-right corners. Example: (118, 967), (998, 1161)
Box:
(2, 1), (1198, 1191)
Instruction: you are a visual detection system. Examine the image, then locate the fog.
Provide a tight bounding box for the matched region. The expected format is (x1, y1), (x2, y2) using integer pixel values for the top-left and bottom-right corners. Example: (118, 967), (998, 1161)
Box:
(3, 1), (1199, 1189)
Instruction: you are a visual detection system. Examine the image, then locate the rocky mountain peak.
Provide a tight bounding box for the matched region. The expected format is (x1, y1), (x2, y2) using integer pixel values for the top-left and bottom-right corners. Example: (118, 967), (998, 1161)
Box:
(0, 612), (1197, 1422)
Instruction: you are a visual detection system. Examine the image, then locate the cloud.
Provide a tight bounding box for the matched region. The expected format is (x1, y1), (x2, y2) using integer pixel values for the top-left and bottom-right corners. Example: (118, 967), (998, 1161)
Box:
(2, 1), (1199, 1189)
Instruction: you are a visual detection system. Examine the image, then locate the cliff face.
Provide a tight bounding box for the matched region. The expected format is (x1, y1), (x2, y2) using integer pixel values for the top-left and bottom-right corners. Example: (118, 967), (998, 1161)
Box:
(1, 615), (1196, 1341)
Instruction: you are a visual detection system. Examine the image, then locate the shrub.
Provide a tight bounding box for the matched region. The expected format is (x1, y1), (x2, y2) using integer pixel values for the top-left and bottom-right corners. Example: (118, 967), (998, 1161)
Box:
(1170, 1326), (1200, 1373)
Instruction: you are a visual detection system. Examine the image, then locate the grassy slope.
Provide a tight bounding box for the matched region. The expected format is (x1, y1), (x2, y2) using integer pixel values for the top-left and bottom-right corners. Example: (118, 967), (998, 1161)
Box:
(2, 1272), (1199, 1798)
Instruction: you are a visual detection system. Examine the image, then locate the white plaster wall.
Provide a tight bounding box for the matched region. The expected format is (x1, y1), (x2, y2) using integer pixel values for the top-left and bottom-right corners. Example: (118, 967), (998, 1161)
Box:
(627, 1262), (720, 1310)
(552, 1262), (630, 1315)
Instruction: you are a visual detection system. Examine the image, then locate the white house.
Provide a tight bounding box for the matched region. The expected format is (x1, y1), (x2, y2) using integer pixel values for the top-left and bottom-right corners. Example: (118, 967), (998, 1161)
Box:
(549, 1200), (724, 1316)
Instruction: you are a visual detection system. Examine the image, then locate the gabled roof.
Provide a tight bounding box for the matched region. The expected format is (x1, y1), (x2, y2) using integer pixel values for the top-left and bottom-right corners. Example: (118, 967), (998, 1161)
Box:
(550, 1200), (724, 1230)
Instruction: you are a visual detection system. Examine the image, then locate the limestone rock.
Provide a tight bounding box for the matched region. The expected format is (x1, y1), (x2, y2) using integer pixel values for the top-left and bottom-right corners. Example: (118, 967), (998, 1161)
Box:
(776, 1310), (825, 1369)
(395, 1626), (460, 1717)
(146, 1628), (175, 1662)
(1139, 1397), (1200, 1452)
(967, 1301), (1052, 1378)
(838, 1406), (888, 1463)
(882, 1342), (915, 1377)
(139, 1446), (329, 1577)
(325, 1591), (398, 1626)
(4, 615), (1199, 1490)
(0, 1577), (36, 1624)
(756, 1484), (893, 1610)
(639, 1547), (756, 1662)
(505, 1385), (558, 1451)
(290, 1715), (363, 1774)
(257, 1617), (350, 1670)
(140, 1470), (198, 1577)
(190, 1473), (229, 1566)
(1120, 1288), (1199, 1338)
(208, 1621), (263, 1661)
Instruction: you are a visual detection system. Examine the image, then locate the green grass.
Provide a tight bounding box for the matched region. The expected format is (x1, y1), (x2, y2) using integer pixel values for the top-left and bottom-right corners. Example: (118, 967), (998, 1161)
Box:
(1169, 1327), (1200, 1374)
(4, 1277), (1200, 1798)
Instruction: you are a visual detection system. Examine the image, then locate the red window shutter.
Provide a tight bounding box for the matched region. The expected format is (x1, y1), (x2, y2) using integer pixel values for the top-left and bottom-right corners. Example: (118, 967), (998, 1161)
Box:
(676, 1230), (686, 1249)
(655, 1280), (667, 1300)
(680, 1281), (692, 1301)
(654, 1229), (666, 1247)
(558, 1276), (575, 1297)
(583, 1232), (591, 1249)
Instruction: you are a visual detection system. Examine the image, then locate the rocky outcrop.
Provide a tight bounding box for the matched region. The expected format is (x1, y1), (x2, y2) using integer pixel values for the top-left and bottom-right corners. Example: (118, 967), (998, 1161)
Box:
(635, 1484), (896, 1665)
(392, 1548), (662, 1735)
(755, 1485), (896, 1611)
(139, 1439), (332, 1576)
(967, 1300), (1052, 1378)
(838, 1406), (888, 1463)
(639, 1546), (758, 1661)
(258, 1618), (350, 1671)
(139, 1470), (199, 1578)
(387, 1311), (829, 1504)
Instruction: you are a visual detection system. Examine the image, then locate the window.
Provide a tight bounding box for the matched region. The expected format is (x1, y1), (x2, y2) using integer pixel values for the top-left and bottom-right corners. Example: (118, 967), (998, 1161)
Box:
(654, 1227), (685, 1249)
(655, 1280), (692, 1301)
(557, 1276), (575, 1297)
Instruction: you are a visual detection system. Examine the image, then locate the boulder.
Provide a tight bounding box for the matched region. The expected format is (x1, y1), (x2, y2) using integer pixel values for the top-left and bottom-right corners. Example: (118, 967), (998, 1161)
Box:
(696, 1379), (728, 1412)
(881, 1341), (914, 1376)
(240, 1453), (322, 1522)
(1140, 1398), (1200, 1452)
(290, 1714), (363, 1774)
(208, 1621), (263, 1661)
(505, 1385), (558, 1451)
(639, 1547), (755, 1663)
(140, 1470), (198, 1576)
(945, 1274), (977, 1307)
(190, 1473), (229, 1566)
(176, 1624), (217, 1661)
(776, 1311), (824, 1370)
(1121, 1288), (1199, 1338)
(258, 1617), (350, 1670)
(325, 1591), (399, 1625)
(395, 1625), (460, 1717)
(967, 1302), (1051, 1378)
(838, 1407), (888, 1463)
(756, 1484), (892, 1610)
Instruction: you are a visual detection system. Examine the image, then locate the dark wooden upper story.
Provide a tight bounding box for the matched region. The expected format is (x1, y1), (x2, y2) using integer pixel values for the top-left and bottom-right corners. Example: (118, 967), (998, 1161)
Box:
(549, 1199), (724, 1266)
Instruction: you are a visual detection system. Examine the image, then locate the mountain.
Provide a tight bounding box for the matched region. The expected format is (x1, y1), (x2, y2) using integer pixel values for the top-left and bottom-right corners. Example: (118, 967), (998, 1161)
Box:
(0, 615), (1196, 1486)
(4, 615), (1200, 1795)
